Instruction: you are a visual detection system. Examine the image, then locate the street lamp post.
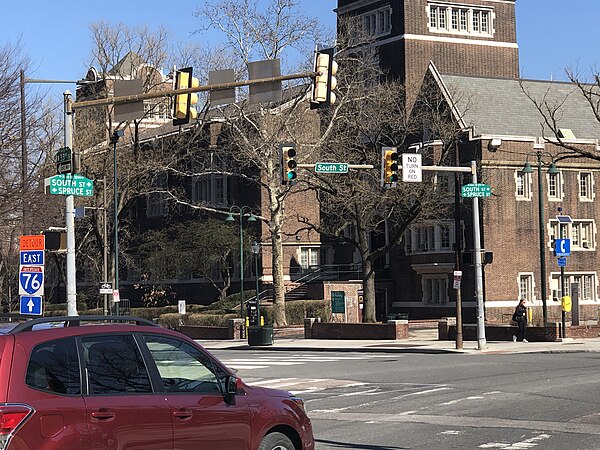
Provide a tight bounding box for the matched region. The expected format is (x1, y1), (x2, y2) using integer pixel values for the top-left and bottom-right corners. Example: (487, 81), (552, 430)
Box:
(522, 150), (560, 325)
(251, 241), (261, 324)
(226, 206), (256, 318)
(111, 129), (124, 315)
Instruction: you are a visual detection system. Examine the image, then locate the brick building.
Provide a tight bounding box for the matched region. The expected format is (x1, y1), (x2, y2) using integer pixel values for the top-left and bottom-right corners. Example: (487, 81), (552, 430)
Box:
(72, 54), (321, 306)
(337, 0), (600, 323)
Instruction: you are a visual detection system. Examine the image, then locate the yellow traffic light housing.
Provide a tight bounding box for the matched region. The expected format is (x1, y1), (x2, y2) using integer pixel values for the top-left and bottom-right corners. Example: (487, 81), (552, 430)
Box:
(381, 147), (399, 187)
(311, 48), (337, 109)
(173, 67), (199, 125)
(280, 143), (297, 185)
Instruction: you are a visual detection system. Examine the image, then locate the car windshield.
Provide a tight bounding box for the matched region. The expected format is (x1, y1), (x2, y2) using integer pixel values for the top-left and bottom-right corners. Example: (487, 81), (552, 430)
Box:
(0, 323), (16, 334)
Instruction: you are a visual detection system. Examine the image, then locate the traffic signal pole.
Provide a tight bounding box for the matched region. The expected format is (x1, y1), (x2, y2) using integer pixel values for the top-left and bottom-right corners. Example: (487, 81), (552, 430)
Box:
(63, 91), (78, 316)
(73, 71), (318, 110)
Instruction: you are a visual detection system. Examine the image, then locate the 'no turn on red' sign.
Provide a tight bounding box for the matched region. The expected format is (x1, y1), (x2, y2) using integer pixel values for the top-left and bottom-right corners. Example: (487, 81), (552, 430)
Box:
(402, 153), (422, 182)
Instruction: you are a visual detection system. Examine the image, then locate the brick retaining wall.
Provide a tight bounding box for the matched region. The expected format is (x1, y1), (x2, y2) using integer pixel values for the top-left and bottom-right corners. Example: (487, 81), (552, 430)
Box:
(438, 318), (600, 342)
(179, 318), (245, 340)
(304, 318), (408, 340)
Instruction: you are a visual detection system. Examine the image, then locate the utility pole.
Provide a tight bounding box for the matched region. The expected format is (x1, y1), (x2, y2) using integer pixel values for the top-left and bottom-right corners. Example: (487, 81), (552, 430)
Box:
(419, 162), (487, 349)
(453, 140), (463, 350)
(19, 70), (27, 235)
(64, 91), (77, 316)
(471, 161), (486, 350)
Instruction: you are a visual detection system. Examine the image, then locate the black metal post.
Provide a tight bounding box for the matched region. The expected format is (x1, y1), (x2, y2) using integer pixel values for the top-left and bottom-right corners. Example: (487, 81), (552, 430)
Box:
(536, 151), (548, 325)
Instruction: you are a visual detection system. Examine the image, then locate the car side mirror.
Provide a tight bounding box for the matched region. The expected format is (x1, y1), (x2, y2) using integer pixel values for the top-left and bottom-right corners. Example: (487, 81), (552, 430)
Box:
(223, 375), (241, 405)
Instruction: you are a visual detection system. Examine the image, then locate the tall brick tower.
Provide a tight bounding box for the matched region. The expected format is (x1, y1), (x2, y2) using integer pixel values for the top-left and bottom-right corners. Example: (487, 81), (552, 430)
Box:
(336, 0), (519, 89)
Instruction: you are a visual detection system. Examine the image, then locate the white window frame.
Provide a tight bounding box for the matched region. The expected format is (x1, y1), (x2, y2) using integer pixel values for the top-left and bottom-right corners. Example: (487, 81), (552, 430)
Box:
(518, 273), (534, 303)
(547, 171), (563, 201)
(360, 6), (392, 38)
(299, 247), (319, 270)
(428, 3), (494, 37)
(515, 171), (532, 200)
(550, 272), (597, 302)
(550, 219), (596, 251)
(191, 174), (227, 207)
(579, 172), (595, 202)
(422, 274), (449, 304)
(406, 221), (457, 254)
(146, 173), (168, 218)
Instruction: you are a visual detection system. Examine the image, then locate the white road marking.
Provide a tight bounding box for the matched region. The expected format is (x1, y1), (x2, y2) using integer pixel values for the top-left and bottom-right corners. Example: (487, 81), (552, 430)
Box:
(221, 354), (397, 371)
(439, 395), (484, 406)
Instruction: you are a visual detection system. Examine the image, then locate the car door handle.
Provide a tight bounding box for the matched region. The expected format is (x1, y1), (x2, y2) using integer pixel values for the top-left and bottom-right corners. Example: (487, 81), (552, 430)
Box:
(91, 409), (115, 421)
(173, 409), (193, 420)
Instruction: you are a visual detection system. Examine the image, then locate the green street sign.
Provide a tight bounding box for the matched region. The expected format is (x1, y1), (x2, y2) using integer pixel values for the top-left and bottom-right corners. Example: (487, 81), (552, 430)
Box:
(461, 183), (491, 198)
(315, 162), (349, 173)
(45, 174), (94, 197)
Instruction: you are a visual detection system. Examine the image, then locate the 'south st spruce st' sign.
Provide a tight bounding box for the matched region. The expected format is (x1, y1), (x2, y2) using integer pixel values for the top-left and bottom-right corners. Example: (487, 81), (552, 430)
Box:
(45, 174), (94, 197)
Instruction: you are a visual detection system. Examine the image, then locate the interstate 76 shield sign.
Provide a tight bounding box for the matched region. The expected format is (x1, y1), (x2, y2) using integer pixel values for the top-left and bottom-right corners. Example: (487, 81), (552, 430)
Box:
(19, 266), (44, 297)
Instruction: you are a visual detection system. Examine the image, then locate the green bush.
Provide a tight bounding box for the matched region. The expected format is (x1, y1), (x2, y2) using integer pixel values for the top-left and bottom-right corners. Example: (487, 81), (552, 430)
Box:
(131, 306), (178, 320)
(261, 300), (327, 325)
(157, 313), (190, 329)
(187, 313), (237, 327)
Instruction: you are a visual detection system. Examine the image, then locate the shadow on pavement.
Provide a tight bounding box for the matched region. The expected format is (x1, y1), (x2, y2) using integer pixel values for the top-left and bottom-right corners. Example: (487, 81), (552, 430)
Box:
(315, 439), (407, 449)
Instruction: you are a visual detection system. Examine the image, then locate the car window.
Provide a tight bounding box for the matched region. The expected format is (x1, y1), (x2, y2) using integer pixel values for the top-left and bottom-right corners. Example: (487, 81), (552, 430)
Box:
(26, 337), (81, 395)
(142, 334), (222, 394)
(82, 334), (152, 395)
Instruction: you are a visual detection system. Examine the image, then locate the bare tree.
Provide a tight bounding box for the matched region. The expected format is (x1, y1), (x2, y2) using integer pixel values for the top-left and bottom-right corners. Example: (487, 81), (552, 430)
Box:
(296, 46), (457, 322)
(190, 0), (329, 326)
(521, 67), (600, 160)
(0, 39), (61, 310)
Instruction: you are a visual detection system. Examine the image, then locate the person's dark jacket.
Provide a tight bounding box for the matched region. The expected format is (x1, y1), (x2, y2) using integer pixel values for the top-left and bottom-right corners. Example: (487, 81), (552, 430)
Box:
(515, 304), (527, 323)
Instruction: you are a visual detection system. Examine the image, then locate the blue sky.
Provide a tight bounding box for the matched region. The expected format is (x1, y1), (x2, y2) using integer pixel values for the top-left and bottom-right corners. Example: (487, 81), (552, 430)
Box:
(1, 0), (599, 100)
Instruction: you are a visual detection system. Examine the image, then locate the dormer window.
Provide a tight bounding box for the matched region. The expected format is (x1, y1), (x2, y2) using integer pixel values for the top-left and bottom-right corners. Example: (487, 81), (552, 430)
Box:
(428, 3), (494, 37)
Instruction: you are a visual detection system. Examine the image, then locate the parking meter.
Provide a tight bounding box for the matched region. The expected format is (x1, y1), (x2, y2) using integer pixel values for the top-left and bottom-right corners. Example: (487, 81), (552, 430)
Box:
(246, 300), (259, 326)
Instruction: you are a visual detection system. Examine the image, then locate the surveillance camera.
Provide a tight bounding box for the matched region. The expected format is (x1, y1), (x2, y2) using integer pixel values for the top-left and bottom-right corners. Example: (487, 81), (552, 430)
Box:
(487, 138), (502, 152)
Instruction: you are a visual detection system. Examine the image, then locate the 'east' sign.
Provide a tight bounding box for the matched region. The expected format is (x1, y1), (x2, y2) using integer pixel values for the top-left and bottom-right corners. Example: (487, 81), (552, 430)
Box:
(20, 250), (44, 266)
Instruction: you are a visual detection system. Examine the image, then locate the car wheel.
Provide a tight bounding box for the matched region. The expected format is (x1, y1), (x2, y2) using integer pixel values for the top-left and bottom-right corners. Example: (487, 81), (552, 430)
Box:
(258, 432), (295, 450)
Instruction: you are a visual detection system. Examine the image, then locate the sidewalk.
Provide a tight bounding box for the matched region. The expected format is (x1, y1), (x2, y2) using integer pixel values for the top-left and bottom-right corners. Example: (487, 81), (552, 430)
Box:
(201, 328), (600, 355)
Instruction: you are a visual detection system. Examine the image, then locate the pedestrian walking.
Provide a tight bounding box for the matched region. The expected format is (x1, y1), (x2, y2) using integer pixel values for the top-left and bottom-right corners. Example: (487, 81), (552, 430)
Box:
(512, 298), (528, 343)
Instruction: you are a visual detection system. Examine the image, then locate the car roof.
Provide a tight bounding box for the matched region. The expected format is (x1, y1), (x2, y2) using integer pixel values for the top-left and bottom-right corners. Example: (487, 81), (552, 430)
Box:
(7, 315), (158, 333)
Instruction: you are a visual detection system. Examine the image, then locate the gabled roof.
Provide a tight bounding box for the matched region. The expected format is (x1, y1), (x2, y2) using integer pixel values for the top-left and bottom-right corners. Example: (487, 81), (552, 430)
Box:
(430, 63), (600, 141)
(108, 51), (146, 78)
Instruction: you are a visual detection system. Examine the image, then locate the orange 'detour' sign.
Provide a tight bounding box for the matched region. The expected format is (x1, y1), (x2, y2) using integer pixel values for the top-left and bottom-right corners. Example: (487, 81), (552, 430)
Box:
(20, 235), (45, 251)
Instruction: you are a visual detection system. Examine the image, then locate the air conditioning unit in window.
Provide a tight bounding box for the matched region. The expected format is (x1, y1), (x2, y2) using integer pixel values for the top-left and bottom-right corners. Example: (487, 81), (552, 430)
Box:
(582, 242), (590, 249)
(419, 243), (428, 251)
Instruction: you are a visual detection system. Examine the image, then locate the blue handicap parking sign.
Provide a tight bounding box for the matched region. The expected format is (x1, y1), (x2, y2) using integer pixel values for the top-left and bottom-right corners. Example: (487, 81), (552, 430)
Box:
(20, 296), (42, 315)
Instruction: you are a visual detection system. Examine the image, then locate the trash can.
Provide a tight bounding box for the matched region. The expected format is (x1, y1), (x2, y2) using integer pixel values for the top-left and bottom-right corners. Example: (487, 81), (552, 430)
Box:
(247, 325), (274, 346)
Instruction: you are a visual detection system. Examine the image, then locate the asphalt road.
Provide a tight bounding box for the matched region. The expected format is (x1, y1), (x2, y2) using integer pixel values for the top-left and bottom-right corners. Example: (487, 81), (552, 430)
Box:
(212, 349), (600, 449)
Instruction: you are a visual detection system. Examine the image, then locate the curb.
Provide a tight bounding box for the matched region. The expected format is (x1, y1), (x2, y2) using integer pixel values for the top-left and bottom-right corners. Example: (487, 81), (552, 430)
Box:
(203, 343), (600, 355)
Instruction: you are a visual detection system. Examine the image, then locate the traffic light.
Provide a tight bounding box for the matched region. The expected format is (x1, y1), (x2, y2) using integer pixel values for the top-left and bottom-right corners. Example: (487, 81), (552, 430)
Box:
(381, 147), (399, 186)
(280, 143), (297, 185)
(173, 67), (199, 125)
(42, 229), (66, 251)
(311, 48), (337, 109)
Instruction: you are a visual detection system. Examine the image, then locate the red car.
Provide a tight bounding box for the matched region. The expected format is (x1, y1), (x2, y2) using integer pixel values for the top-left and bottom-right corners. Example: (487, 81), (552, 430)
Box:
(0, 315), (314, 450)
